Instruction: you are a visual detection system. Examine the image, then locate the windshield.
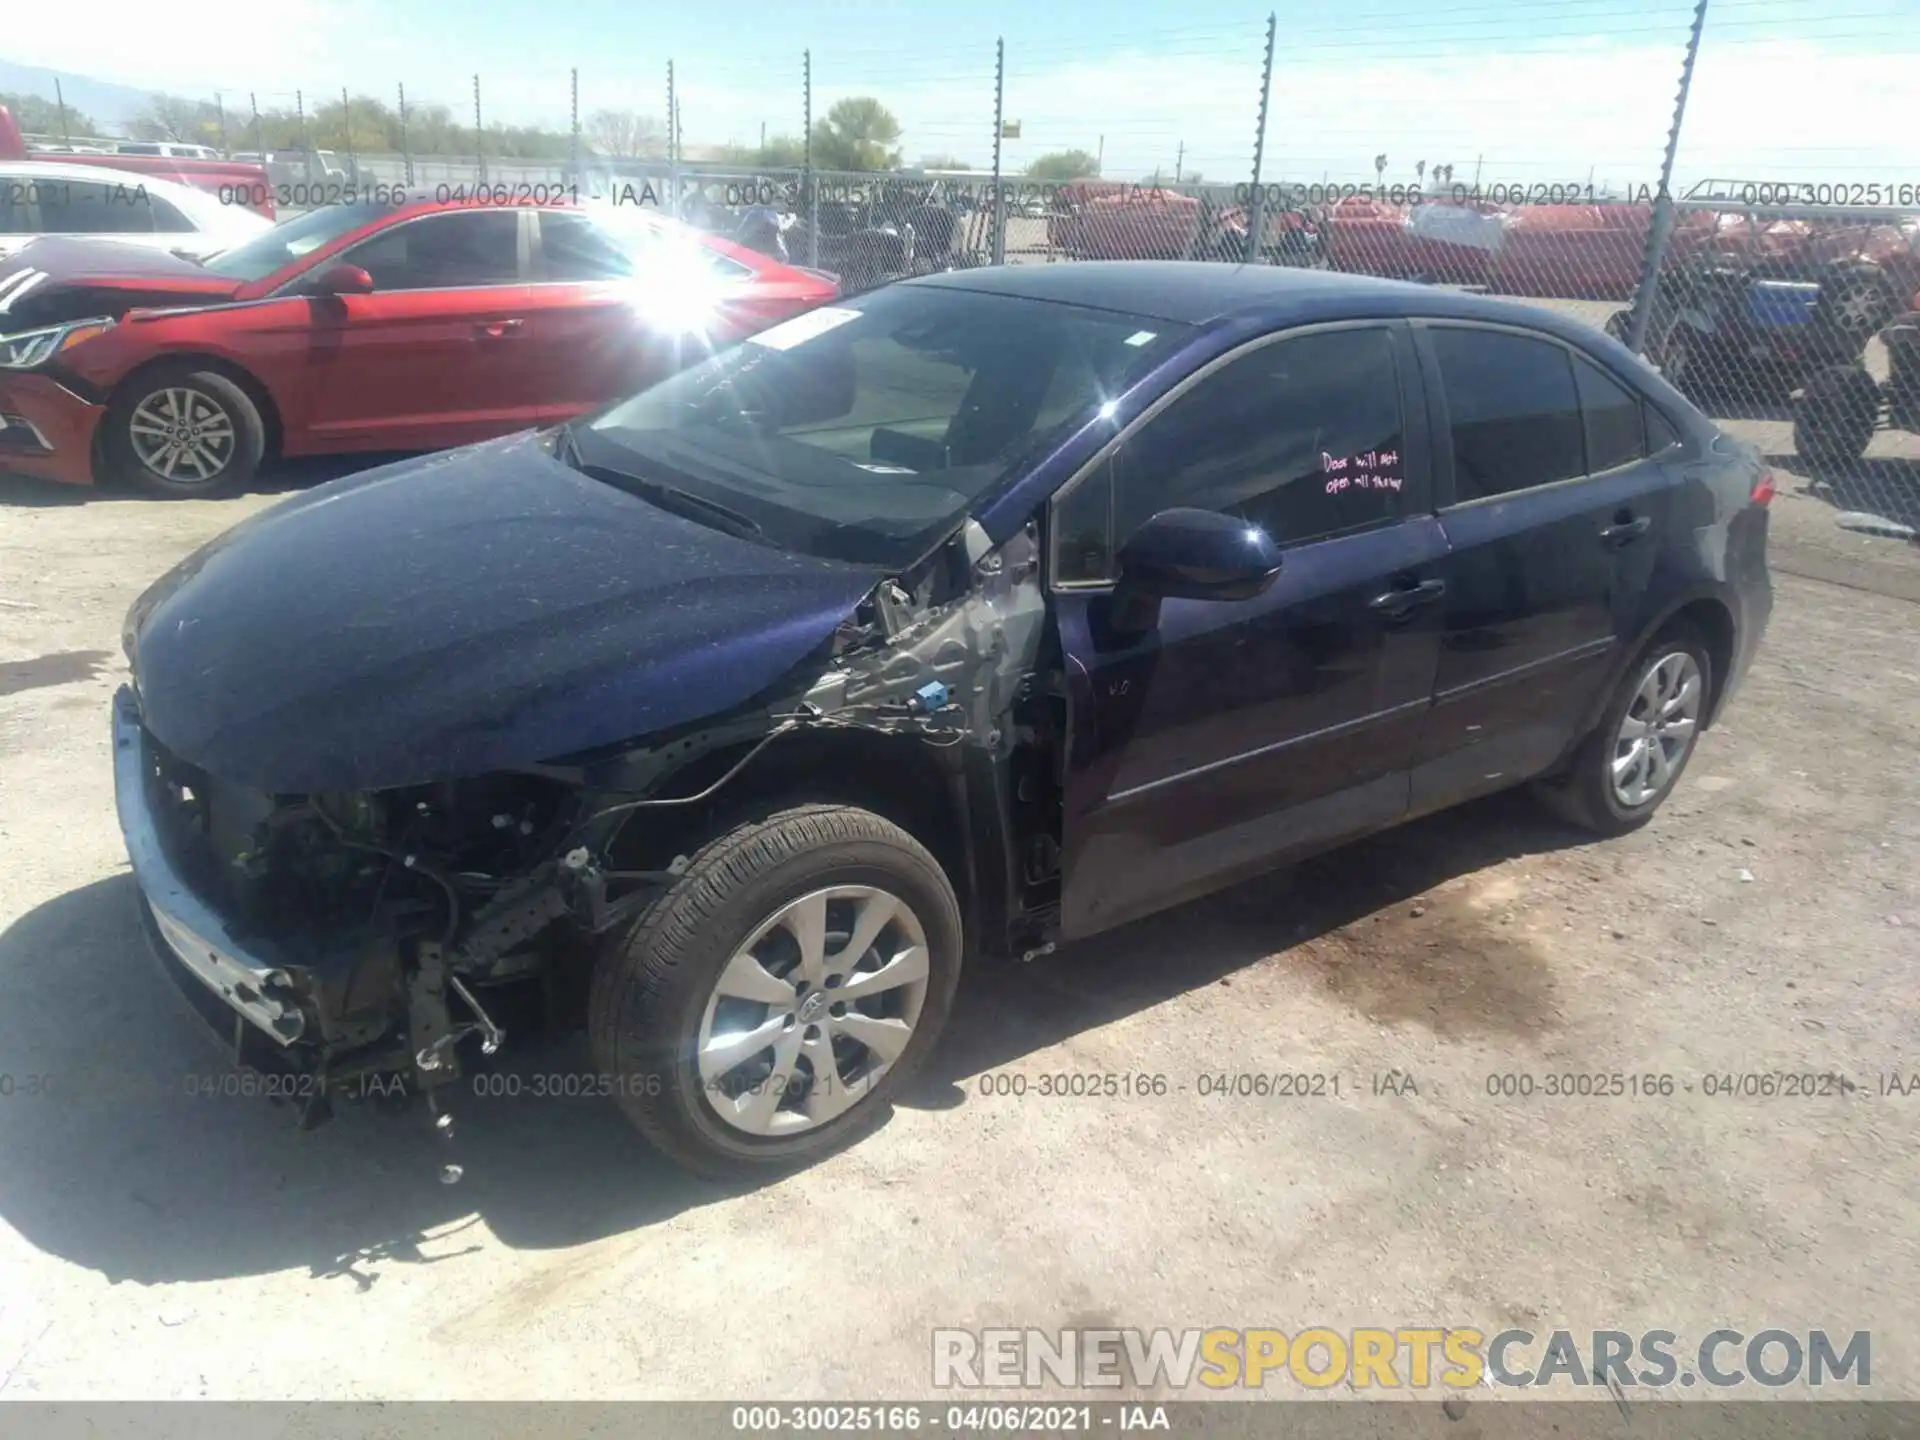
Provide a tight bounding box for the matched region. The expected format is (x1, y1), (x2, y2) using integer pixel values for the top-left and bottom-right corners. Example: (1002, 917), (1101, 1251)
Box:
(200, 201), (390, 281)
(583, 283), (1189, 567)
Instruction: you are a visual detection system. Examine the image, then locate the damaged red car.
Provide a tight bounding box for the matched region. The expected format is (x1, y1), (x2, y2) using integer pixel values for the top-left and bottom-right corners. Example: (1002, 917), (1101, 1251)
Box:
(0, 192), (837, 497)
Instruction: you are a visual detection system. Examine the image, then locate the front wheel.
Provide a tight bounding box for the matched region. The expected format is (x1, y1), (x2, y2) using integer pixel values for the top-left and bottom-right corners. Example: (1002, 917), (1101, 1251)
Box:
(104, 365), (264, 498)
(588, 803), (964, 1179)
(1534, 628), (1713, 837)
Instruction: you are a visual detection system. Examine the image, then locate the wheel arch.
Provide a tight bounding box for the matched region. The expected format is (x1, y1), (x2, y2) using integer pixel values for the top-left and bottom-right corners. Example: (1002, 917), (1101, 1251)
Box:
(602, 724), (1018, 959)
(106, 351), (286, 461)
(1564, 585), (1742, 763)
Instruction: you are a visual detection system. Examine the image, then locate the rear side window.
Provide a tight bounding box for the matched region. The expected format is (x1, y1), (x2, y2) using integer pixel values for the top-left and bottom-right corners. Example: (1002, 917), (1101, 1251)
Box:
(1572, 353), (1647, 472)
(149, 196), (197, 235)
(1431, 327), (1583, 502)
(536, 210), (633, 280)
(38, 180), (157, 235)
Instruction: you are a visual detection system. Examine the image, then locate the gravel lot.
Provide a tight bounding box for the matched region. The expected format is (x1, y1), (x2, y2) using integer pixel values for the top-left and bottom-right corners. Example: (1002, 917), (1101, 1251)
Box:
(2, 380), (1918, 1405)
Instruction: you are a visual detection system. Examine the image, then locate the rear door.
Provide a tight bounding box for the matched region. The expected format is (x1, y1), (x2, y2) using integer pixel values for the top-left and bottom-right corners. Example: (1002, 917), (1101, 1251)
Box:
(294, 206), (538, 451)
(1408, 321), (1677, 814)
(1053, 322), (1447, 938)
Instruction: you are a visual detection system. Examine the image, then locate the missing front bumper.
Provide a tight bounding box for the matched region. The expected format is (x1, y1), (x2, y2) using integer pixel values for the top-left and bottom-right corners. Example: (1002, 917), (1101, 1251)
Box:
(112, 686), (307, 1044)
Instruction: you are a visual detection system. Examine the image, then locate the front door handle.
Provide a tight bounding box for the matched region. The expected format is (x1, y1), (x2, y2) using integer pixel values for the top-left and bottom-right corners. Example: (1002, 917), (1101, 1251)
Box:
(476, 319), (525, 339)
(1368, 576), (1447, 620)
(1600, 513), (1652, 545)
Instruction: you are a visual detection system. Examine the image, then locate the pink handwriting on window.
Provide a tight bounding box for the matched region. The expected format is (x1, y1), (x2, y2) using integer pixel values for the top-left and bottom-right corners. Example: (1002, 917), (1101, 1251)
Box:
(1323, 447), (1403, 494)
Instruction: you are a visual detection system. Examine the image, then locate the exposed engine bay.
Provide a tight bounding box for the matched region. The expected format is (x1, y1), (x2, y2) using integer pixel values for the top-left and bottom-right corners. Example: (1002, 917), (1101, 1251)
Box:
(128, 517), (1062, 1175)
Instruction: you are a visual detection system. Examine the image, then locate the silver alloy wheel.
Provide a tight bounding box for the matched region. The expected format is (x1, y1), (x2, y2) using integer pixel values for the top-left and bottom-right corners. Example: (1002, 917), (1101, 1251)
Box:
(1612, 650), (1703, 808)
(695, 885), (930, 1137)
(128, 386), (236, 485)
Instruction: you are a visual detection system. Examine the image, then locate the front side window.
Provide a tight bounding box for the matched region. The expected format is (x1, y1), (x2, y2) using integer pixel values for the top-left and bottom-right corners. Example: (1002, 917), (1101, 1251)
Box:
(341, 209), (522, 289)
(1054, 326), (1410, 584)
(580, 284), (1187, 567)
(1430, 326), (1584, 502)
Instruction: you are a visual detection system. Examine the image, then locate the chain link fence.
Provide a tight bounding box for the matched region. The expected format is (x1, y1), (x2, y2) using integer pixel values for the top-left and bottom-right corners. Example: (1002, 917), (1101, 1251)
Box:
(14, 3), (1917, 532)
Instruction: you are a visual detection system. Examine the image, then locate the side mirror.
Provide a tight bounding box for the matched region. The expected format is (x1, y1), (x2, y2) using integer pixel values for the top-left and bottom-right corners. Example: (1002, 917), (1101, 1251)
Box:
(1115, 507), (1282, 607)
(310, 261), (375, 296)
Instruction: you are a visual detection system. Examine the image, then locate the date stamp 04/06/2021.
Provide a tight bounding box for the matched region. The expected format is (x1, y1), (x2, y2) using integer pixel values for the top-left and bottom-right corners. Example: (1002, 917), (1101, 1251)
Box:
(6, 1066), (1920, 1106)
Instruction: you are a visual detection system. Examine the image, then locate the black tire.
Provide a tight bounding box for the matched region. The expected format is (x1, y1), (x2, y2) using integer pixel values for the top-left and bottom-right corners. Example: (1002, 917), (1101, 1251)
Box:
(1795, 364), (1881, 470)
(588, 803), (964, 1180)
(1534, 626), (1714, 837)
(104, 364), (264, 499)
(1816, 262), (1898, 350)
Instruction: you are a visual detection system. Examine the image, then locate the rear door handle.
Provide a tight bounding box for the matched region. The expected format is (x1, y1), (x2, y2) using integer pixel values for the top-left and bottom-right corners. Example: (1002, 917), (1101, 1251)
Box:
(1368, 576), (1447, 619)
(476, 319), (525, 339)
(1600, 513), (1652, 545)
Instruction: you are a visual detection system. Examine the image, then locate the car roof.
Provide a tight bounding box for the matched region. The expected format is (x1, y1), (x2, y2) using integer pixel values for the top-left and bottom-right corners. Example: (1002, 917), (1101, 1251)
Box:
(905, 260), (1615, 347)
(0, 158), (215, 198)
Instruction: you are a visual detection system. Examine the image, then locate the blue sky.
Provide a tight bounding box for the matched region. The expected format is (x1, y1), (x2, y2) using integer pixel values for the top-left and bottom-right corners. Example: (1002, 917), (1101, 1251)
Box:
(10, 0), (1916, 182)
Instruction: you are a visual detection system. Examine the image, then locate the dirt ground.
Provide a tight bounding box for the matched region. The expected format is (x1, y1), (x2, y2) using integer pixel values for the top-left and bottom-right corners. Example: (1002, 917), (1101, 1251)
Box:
(2, 430), (1918, 1405)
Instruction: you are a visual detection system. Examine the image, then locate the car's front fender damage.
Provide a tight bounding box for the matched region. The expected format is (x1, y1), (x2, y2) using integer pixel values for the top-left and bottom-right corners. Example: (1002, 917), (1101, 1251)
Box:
(120, 518), (1057, 1173)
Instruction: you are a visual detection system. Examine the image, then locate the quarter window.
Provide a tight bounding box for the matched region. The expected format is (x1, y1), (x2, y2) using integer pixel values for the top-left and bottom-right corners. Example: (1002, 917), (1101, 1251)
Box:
(1572, 352), (1647, 473)
(1430, 327), (1584, 501)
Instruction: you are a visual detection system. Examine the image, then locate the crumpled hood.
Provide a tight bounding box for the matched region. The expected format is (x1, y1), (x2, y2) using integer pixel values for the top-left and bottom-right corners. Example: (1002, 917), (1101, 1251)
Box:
(0, 238), (243, 329)
(125, 431), (887, 792)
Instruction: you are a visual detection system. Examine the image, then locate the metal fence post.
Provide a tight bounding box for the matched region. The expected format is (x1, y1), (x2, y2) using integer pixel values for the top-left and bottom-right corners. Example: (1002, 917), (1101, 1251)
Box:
(568, 68), (580, 189)
(398, 83), (413, 186)
(803, 49), (819, 267)
(667, 61), (680, 219)
(1244, 12), (1277, 266)
(54, 78), (71, 145)
(296, 91), (311, 180)
(214, 92), (230, 156)
(1625, 0), (1710, 355)
(250, 93), (262, 157)
(473, 74), (485, 183)
(341, 87), (355, 180)
(990, 38), (1006, 266)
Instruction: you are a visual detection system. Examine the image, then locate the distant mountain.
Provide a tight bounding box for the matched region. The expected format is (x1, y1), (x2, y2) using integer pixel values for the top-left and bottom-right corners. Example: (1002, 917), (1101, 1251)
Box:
(0, 61), (159, 135)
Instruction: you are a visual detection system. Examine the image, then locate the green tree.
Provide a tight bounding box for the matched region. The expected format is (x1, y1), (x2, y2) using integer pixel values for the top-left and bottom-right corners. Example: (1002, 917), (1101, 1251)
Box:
(1026, 149), (1100, 181)
(1, 90), (102, 139)
(809, 96), (901, 171)
(917, 153), (974, 172)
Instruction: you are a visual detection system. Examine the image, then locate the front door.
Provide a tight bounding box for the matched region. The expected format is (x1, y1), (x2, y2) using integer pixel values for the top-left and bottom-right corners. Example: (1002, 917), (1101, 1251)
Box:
(1052, 322), (1447, 939)
(1408, 322), (1678, 813)
(296, 206), (541, 451)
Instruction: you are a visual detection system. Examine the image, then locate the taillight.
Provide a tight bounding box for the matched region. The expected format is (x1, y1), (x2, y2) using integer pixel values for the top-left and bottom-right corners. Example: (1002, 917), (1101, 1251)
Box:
(1750, 469), (1776, 506)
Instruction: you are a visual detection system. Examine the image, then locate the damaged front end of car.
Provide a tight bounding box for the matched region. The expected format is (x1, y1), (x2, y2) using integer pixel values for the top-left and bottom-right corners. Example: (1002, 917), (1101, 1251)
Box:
(113, 514), (1059, 1173)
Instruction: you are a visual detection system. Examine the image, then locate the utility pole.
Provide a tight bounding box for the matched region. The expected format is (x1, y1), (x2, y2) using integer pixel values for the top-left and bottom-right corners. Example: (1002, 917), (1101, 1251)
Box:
(1175, 141), (1184, 183)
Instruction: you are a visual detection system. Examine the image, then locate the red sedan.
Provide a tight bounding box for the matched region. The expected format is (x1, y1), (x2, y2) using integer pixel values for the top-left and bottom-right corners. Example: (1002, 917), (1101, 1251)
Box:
(0, 193), (838, 496)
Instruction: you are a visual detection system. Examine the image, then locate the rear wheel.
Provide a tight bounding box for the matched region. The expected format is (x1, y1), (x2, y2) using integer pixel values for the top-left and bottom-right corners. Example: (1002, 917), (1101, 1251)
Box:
(1535, 627), (1712, 837)
(1795, 364), (1881, 469)
(588, 803), (963, 1179)
(104, 364), (264, 499)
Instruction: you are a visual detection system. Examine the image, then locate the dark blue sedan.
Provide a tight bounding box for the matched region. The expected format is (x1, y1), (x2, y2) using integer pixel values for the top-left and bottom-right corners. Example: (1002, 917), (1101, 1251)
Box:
(114, 261), (1773, 1177)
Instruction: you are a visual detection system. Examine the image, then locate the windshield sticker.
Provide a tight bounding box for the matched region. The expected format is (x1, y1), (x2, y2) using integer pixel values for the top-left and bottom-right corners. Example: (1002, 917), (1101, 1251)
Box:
(1124, 330), (1157, 346)
(1322, 448), (1404, 493)
(747, 306), (863, 351)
